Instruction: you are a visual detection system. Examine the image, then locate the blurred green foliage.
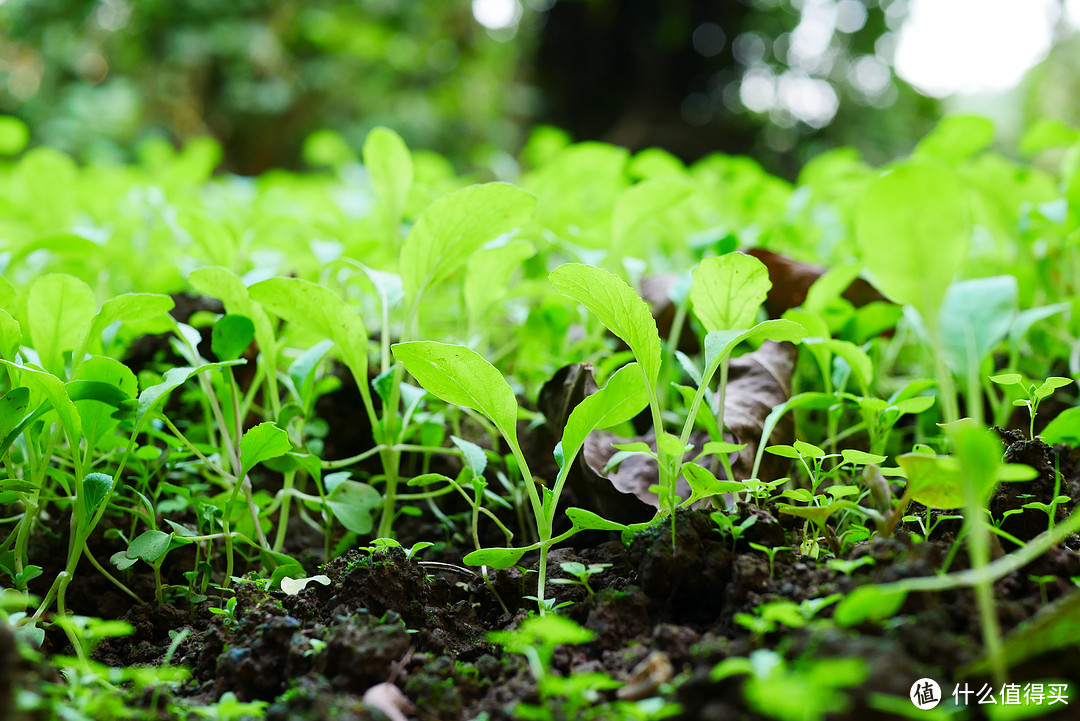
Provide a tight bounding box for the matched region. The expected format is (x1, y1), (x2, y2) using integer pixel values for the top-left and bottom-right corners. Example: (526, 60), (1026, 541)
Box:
(0, 0), (533, 173)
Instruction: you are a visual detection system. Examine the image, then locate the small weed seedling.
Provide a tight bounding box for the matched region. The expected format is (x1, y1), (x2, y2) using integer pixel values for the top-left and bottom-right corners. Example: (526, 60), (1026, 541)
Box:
(550, 561), (612, 596)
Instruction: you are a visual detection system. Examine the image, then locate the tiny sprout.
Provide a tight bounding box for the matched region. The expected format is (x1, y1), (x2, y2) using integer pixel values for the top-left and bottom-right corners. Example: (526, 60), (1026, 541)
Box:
(825, 556), (875, 577)
(550, 561), (612, 596)
(748, 542), (789, 581)
(990, 373), (1073, 439)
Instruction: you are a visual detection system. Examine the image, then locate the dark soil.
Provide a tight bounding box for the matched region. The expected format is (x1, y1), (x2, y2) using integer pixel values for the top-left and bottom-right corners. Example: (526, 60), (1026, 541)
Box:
(10, 415), (1080, 721)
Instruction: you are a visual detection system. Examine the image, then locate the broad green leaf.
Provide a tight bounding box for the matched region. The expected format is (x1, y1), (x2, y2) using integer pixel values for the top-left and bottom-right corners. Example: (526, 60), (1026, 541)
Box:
(326, 480), (381, 535)
(0, 309), (20, 359)
(70, 356), (136, 452)
(211, 315), (255, 362)
(793, 440), (826, 458)
(86, 293), (175, 351)
(0, 361), (81, 441)
(83, 472), (114, 518)
(840, 449), (887, 465)
(27, 274), (96, 376)
(127, 530), (172, 563)
(949, 422), (1002, 506)
(939, 276), (1017, 374)
(0, 388), (30, 448)
(766, 444), (801, 459)
(565, 507), (627, 532)
(0, 116), (28, 155)
(239, 422), (292, 480)
(464, 240), (536, 320)
(407, 472), (454, 487)
(611, 177), (695, 246)
(354, 264), (404, 315)
(401, 183), (535, 302)
(914, 115), (995, 161)
(803, 263), (862, 316)
(188, 267), (276, 378)
(451, 435), (488, 479)
(989, 373), (1022, 387)
(703, 319), (808, 372)
(893, 396), (935, 415)
(1034, 377), (1072, 401)
(683, 463), (745, 498)
(690, 253), (771, 331)
(896, 453), (963, 509)
(855, 164), (970, 331)
(363, 126), (413, 232)
(806, 338), (873, 392)
(561, 363), (649, 464)
(135, 361), (244, 432)
(550, 263), (662, 384)
(1020, 118), (1080, 156)
(834, 585), (907, 626)
(392, 341), (519, 445)
(288, 339), (335, 402)
(463, 546), (527, 569)
(177, 212), (237, 268)
(777, 503), (839, 525)
(249, 277), (368, 390)
(1041, 407), (1080, 447)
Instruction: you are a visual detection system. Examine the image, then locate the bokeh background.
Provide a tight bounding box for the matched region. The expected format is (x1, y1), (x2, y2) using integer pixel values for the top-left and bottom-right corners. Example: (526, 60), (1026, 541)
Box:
(1, 0), (1078, 177)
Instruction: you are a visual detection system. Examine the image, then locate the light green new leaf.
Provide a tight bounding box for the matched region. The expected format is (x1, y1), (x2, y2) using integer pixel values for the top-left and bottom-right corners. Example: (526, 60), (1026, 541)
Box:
(840, 449), (887, 466)
(363, 126), (413, 232)
(451, 435), (488, 479)
(550, 263), (662, 384)
(834, 585), (907, 627)
(939, 276), (1017, 375)
(1034, 377), (1072, 401)
(249, 277), (368, 389)
(896, 453), (963, 509)
(690, 253), (771, 332)
(683, 463), (745, 498)
(464, 240), (536, 320)
(0, 361), (81, 441)
(561, 362), (648, 465)
(401, 183), (535, 302)
(703, 319), (808, 374)
(0, 387), (30, 448)
(87, 293), (175, 349)
(0, 275), (13, 309)
(82, 472), (114, 518)
(212, 315), (255, 362)
(189, 266), (277, 373)
(913, 115), (995, 161)
(135, 361), (244, 432)
(855, 164), (970, 331)
(128, 530), (172, 564)
(71, 356), (137, 451)
(392, 341), (519, 444)
(326, 480), (381, 535)
(27, 273), (96, 376)
(565, 507), (627, 532)
(0, 309), (20, 359)
(239, 422), (292, 480)
(463, 546), (528, 569)
(949, 422), (1003, 506)
(611, 177), (695, 245)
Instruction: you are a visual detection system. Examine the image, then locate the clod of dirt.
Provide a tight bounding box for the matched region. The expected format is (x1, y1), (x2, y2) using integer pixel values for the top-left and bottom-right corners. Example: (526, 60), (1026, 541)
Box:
(629, 509), (735, 623)
(992, 428), (1079, 544)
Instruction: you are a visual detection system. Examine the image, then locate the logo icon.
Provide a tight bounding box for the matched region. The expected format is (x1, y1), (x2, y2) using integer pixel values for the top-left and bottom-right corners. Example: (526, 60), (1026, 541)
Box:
(911, 678), (942, 710)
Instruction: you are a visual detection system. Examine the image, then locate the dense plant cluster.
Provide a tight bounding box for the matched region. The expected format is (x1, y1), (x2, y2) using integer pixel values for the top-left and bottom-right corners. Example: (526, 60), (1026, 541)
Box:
(1, 114), (1079, 719)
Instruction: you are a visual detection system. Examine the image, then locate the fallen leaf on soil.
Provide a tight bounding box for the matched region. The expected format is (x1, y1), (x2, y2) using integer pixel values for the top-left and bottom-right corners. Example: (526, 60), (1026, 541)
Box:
(746, 248), (886, 317)
(617, 650), (674, 700)
(363, 682), (414, 721)
(279, 574), (331, 596)
(541, 342), (797, 522)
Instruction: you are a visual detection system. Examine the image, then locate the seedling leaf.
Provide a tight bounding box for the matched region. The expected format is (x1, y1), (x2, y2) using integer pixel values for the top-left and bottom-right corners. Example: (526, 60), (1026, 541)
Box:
(565, 507), (627, 532)
(363, 126), (413, 232)
(392, 341), (519, 444)
(402, 183), (535, 302)
(83, 472), (114, 517)
(834, 585), (907, 626)
(561, 362), (649, 463)
(326, 480), (381, 535)
(239, 422), (292, 480)
(128, 530), (171, 563)
(463, 547), (527, 569)
(690, 253), (771, 332)
(550, 263), (662, 384)
(211, 314), (255, 362)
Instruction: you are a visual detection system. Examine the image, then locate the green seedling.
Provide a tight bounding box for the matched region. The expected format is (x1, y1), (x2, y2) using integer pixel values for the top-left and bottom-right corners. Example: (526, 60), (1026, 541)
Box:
(825, 556), (875, 577)
(710, 510), (757, 551)
(748, 542), (789, 581)
(550, 561), (612, 596)
(989, 373), (1073, 439)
